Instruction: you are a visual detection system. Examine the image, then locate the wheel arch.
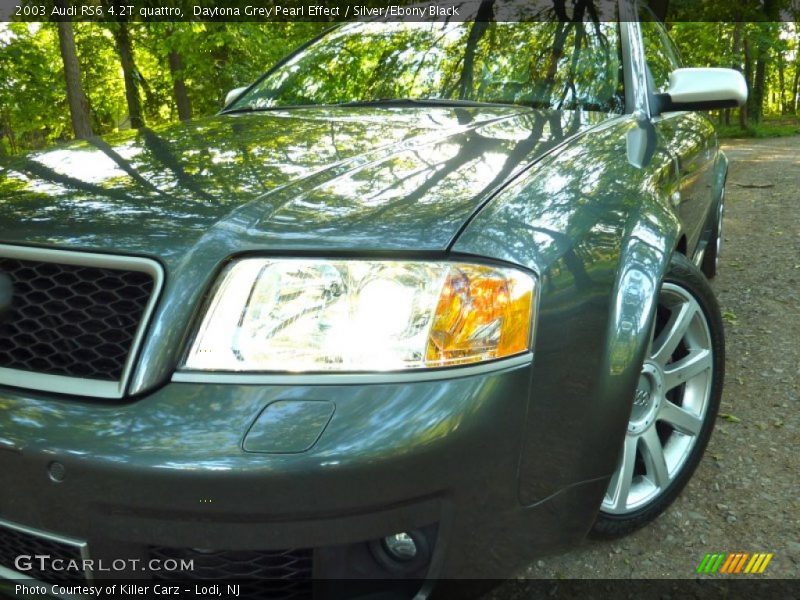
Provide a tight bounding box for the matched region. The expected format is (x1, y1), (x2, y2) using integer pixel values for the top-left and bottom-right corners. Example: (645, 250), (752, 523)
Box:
(694, 150), (729, 266)
(595, 197), (683, 492)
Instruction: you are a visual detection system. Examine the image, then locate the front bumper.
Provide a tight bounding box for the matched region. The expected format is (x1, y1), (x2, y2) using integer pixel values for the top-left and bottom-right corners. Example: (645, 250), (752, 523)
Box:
(0, 357), (606, 588)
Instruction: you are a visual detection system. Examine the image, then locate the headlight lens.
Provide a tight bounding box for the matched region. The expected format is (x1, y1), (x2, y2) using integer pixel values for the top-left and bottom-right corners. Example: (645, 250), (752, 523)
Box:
(183, 259), (535, 372)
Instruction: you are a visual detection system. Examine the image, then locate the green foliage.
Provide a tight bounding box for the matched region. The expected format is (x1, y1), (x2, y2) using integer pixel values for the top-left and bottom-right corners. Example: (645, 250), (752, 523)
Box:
(240, 21), (623, 112)
(0, 15), (798, 155)
(1, 21), (326, 154)
(1, 23), (70, 153)
(132, 22), (327, 119)
(74, 22), (127, 131)
(717, 117), (800, 138)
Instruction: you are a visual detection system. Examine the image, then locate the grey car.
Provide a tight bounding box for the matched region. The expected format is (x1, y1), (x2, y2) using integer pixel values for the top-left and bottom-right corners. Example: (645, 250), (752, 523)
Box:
(0, 1), (746, 596)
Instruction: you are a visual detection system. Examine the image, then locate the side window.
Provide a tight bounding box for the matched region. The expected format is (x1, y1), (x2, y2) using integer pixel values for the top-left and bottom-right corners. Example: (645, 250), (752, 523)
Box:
(638, 5), (681, 93)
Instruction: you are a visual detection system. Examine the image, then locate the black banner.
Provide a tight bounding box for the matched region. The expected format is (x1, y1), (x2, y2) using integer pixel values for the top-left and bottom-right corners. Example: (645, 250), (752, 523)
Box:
(1, 0), (798, 23)
(2, 578), (800, 600)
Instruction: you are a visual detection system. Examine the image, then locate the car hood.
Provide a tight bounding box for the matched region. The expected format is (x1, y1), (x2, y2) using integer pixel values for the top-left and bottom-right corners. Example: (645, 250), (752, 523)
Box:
(0, 107), (611, 269)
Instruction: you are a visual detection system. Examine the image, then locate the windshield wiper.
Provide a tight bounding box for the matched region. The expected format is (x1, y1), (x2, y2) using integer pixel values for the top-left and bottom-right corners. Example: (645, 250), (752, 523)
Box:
(331, 98), (526, 109)
(222, 98), (529, 115)
(221, 104), (318, 114)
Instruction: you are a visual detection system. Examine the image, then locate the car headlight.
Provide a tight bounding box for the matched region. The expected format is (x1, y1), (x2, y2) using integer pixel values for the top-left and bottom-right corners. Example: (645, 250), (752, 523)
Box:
(183, 258), (535, 372)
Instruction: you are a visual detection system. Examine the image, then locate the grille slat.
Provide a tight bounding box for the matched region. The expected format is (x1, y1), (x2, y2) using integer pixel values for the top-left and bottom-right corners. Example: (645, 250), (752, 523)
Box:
(0, 524), (86, 584)
(0, 257), (153, 382)
(149, 546), (313, 599)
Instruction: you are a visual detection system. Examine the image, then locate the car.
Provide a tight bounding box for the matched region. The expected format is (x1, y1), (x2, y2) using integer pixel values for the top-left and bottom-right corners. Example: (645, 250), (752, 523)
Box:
(0, 1), (746, 596)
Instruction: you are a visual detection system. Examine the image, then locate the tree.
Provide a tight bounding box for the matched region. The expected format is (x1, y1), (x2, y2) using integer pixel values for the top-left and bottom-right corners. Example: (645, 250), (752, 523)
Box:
(2, 10), (799, 155)
(0, 23), (71, 152)
(56, 19), (93, 138)
(793, 46), (800, 114)
(168, 46), (192, 121)
(141, 24), (193, 121)
(110, 20), (144, 128)
(726, 21), (743, 125)
(791, 24), (800, 114)
(750, 0), (782, 123)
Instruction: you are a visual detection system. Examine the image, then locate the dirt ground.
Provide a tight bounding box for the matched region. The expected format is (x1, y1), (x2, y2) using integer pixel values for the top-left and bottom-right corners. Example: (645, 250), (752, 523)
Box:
(493, 136), (800, 587)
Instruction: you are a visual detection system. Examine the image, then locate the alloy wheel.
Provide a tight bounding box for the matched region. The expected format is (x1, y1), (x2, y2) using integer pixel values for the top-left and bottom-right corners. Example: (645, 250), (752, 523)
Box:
(602, 282), (714, 515)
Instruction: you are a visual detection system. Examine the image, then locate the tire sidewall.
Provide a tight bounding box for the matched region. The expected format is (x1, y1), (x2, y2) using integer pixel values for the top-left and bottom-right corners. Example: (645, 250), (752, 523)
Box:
(701, 191), (725, 279)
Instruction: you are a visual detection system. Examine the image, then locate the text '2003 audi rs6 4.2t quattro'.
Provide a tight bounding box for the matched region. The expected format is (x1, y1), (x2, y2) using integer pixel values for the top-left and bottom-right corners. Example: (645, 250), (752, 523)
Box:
(0, 0), (746, 596)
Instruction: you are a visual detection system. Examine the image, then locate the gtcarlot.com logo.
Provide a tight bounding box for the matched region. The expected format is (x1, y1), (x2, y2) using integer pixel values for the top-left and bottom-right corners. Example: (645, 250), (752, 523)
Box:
(14, 554), (194, 574)
(697, 552), (774, 574)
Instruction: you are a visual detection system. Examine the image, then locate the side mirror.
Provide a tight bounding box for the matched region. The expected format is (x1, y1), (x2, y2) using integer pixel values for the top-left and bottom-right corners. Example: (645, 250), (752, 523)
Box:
(657, 68), (748, 113)
(626, 118), (656, 169)
(224, 86), (248, 107)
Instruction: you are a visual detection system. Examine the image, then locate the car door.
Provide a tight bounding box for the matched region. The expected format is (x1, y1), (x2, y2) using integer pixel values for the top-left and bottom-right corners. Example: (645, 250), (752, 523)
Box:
(639, 18), (718, 257)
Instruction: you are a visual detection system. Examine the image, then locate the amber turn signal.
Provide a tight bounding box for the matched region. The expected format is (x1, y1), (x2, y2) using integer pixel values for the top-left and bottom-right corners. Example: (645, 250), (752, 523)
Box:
(426, 264), (534, 366)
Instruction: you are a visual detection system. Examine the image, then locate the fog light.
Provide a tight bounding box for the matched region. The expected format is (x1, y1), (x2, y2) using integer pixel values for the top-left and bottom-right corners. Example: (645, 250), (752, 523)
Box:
(382, 532), (417, 561)
(368, 527), (434, 576)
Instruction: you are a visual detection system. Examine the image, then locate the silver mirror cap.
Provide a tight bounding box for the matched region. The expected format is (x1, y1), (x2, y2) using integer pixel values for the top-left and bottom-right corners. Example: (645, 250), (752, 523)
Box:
(224, 86), (249, 107)
(661, 68), (748, 111)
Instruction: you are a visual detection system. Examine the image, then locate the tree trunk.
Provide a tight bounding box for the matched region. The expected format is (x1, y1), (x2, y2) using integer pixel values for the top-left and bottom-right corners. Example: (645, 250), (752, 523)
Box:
(136, 68), (157, 116)
(751, 0), (780, 123)
(456, 1), (494, 100)
(112, 22), (144, 128)
(777, 51), (786, 114)
(168, 49), (192, 121)
(752, 38), (768, 123)
(56, 20), (93, 139)
(741, 35), (752, 128)
(795, 32), (800, 114)
(726, 22), (743, 127)
(0, 112), (16, 155)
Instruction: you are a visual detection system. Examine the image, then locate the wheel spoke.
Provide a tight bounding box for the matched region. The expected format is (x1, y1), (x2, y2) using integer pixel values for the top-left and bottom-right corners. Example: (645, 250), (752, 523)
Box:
(607, 434), (638, 511)
(663, 348), (712, 391)
(659, 400), (703, 436)
(640, 427), (670, 488)
(651, 300), (697, 365)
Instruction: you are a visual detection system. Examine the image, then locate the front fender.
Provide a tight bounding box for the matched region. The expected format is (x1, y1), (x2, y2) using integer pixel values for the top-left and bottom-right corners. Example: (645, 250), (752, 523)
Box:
(452, 115), (681, 516)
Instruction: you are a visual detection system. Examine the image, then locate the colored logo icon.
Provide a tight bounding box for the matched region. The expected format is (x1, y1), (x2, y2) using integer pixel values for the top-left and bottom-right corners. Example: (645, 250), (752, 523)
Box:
(697, 552), (774, 574)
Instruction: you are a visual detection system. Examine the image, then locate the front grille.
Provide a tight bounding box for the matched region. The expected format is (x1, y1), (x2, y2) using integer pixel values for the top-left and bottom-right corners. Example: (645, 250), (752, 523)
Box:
(0, 523), (86, 584)
(149, 547), (313, 600)
(0, 256), (154, 381)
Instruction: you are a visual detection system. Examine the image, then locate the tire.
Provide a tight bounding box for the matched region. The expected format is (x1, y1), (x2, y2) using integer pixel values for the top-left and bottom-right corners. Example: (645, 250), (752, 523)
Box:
(701, 189), (725, 279)
(591, 253), (725, 539)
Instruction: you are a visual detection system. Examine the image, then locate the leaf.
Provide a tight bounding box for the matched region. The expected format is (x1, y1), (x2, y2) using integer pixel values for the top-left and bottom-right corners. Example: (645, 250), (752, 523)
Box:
(718, 413), (741, 423)
(722, 310), (738, 324)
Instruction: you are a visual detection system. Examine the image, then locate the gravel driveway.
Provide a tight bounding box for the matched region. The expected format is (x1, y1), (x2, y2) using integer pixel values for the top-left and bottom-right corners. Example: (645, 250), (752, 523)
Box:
(492, 136), (800, 588)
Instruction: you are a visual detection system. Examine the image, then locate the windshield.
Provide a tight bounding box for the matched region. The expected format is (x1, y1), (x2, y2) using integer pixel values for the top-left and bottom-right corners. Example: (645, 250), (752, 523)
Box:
(231, 20), (624, 113)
